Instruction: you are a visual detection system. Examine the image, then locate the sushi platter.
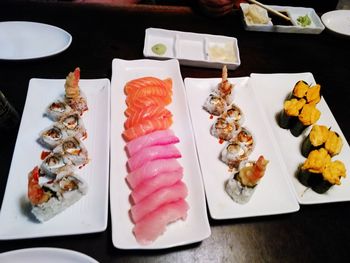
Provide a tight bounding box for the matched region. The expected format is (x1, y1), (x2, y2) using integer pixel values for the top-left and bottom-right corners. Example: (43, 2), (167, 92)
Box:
(0, 77), (110, 239)
(143, 28), (241, 70)
(185, 77), (300, 219)
(110, 59), (211, 249)
(250, 73), (350, 204)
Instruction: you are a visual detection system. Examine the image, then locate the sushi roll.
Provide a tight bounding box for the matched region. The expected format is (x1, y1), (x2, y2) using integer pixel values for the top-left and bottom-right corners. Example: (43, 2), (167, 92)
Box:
(290, 103), (321, 137)
(45, 100), (73, 121)
(28, 166), (88, 222)
(298, 148), (346, 193)
(53, 136), (89, 167)
(278, 98), (306, 129)
(234, 127), (255, 155)
(40, 152), (74, 177)
(222, 104), (244, 125)
(58, 112), (87, 139)
(210, 117), (240, 142)
(64, 67), (88, 115)
(220, 142), (249, 171)
(301, 125), (343, 157)
(225, 155), (269, 204)
(39, 124), (69, 149)
(203, 93), (227, 116)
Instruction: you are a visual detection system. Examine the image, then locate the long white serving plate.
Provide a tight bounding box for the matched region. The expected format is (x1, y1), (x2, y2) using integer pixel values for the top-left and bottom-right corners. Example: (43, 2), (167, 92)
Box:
(0, 78), (110, 239)
(143, 28), (241, 70)
(250, 73), (350, 204)
(110, 58), (211, 249)
(184, 77), (299, 219)
(240, 4), (325, 34)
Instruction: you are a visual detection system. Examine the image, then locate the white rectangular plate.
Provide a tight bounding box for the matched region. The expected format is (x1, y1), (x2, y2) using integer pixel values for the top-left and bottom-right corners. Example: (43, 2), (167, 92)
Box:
(250, 73), (350, 204)
(240, 4), (325, 34)
(184, 77), (299, 219)
(143, 28), (241, 70)
(110, 58), (211, 249)
(0, 78), (110, 239)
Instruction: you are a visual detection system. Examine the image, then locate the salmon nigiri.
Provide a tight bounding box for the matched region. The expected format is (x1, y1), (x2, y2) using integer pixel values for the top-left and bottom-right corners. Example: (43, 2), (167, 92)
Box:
(124, 106), (172, 129)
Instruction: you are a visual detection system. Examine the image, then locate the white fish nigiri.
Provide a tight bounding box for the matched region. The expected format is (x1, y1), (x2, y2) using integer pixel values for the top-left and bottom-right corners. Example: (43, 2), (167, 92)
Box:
(131, 170), (184, 204)
(133, 199), (189, 245)
(127, 144), (181, 172)
(130, 181), (188, 223)
(126, 159), (183, 189)
(125, 129), (180, 157)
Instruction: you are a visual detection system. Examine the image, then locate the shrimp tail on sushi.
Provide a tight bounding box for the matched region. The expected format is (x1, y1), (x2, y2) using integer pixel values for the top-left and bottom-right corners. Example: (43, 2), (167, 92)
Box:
(225, 155), (269, 204)
(216, 65), (234, 105)
(28, 166), (88, 222)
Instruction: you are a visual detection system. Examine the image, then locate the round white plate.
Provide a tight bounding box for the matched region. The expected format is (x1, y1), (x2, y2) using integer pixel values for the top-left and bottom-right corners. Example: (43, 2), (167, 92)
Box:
(0, 247), (98, 263)
(0, 21), (72, 60)
(321, 10), (350, 36)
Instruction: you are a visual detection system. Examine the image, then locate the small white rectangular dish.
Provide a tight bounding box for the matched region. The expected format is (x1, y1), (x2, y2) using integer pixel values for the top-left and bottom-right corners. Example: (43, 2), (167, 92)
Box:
(0, 78), (110, 239)
(110, 58), (211, 249)
(240, 3), (325, 34)
(184, 77), (299, 219)
(143, 28), (241, 70)
(250, 73), (350, 205)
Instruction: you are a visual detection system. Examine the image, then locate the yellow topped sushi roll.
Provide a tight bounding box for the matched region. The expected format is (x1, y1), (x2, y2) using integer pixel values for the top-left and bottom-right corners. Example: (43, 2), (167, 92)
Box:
(298, 148), (346, 193)
(302, 125), (343, 157)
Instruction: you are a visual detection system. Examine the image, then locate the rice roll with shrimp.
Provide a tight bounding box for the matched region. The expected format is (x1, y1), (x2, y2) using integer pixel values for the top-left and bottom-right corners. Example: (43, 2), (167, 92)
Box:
(225, 155), (269, 204)
(221, 142), (249, 171)
(39, 124), (69, 149)
(45, 100), (73, 121)
(40, 152), (74, 178)
(210, 117), (240, 142)
(222, 104), (244, 125)
(64, 67), (88, 115)
(53, 136), (89, 167)
(203, 93), (227, 116)
(233, 127), (255, 155)
(58, 112), (87, 139)
(28, 166), (88, 222)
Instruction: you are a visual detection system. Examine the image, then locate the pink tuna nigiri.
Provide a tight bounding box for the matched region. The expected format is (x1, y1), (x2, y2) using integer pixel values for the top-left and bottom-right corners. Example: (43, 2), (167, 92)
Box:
(130, 181), (188, 223)
(131, 170), (183, 204)
(125, 129), (180, 157)
(133, 199), (189, 245)
(127, 144), (181, 172)
(126, 159), (183, 189)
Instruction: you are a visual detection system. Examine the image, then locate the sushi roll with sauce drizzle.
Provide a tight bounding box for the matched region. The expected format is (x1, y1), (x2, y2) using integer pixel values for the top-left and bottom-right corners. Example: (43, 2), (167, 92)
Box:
(58, 112), (87, 139)
(28, 166), (88, 222)
(222, 104), (244, 125)
(40, 152), (74, 178)
(210, 117), (240, 142)
(45, 100), (73, 121)
(203, 93), (227, 116)
(225, 155), (269, 204)
(298, 148), (346, 194)
(53, 136), (89, 167)
(64, 67), (88, 116)
(301, 125), (343, 157)
(233, 127), (255, 155)
(39, 124), (69, 149)
(221, 142), (249, 171)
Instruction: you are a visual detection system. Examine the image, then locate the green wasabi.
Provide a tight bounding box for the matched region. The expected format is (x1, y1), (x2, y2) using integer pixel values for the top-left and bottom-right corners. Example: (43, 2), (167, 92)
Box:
(297, 14), (311, 27)
(151, 43), (167, 56)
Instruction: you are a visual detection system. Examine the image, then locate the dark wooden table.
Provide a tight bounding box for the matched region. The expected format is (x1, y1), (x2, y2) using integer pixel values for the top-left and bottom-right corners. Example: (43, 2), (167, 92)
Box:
(1, 2), (350, 262)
